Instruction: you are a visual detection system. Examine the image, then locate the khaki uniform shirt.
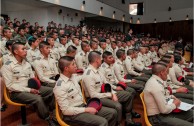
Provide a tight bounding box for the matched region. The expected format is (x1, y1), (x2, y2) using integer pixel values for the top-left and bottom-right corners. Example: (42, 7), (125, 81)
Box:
(124, 56), (141, 76)
(1, 57), (34, 92)
(169, 66), (183, 86)
(99, 62), (118, 89)
(82, 65), (116, 99)
(173, 63), (188, 78)
(33, 54), (59, 84)
(2, 50), (14, 64)
(75, 51), (89, 70)
(58, 43), (68, 57)
(50, 46), (60, 61)
(26, 47), (41, 65)
(144, 75), (176, 116)
(113, 59), (131, 83)
(150, 51), (160, 63)
(53, 74), (85, 116)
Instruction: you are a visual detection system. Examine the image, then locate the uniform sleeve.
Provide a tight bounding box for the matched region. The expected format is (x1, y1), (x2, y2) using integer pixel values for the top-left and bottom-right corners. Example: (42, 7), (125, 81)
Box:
(1, 65), (31, 92)
(132, 60), (144, 71)
(83, 75), (112, 99)
(33, 61), (56, 83)
(75, 54), (84, 69)
(169, 69), (183, 86)
(150, 84), (176, 114)
(124, 59), (140, 76)
(54, 85), (85, 115)
(113, 64), (131, 83)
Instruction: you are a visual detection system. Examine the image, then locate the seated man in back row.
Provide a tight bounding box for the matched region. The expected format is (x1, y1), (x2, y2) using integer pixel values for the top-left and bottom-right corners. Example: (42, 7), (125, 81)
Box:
(144, 63), (193, 126)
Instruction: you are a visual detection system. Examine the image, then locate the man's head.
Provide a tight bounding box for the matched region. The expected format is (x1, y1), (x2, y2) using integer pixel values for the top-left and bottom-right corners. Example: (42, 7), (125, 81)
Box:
(116, 49), (126, 60)
(39, 41), (51, 56)
(90, 41), (98, 50)
(66, 45), (77, 57)
(88, 51), (102, 68)
(81, 41), (90, 52)
(3, 27), (12, 39)
(28, 36), (39, 47)
(111, 41), (117, 49)
(174, 55), (183, 65)
(46, 36), (55, 46)
(18, 26), (25, 36)
(6, 40), (15, 51)
(58, 56), (77, 74)
(139, 47), (146, 54)
(152, 63), (168, 81)
(73, 37), (79, 46)
(102, 51), (115, 65)
(59, 35), (67, 45)
(127, 49), (134, 58)
(99, 41), (107, 50)
(12, 42), (27, 59)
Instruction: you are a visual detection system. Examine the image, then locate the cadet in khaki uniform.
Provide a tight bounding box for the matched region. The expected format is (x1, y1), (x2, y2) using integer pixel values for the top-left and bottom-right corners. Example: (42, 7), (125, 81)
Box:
(14, 27), (28, 44)
(144, 63), (193, 126)
(82, 51), (140, 125)
(2, 40), (14, 64)
(46, 36), (60, 61)
(33, 42), (59, 88)
(174, 55), (194, 81)
(124, 49), (150, 82)
(1, 42), (57, 126)
(72, 37), (82, 53)
(99, 51), (142, 126)
(66, 45), (77, 58)
(54, 56), (117, 126)
(132, 50), (152, 75)
(150, 45), (160, 63)
(113, 49), (145, 91)
(58, 35), (68, 57)
(158, 60), (193, 103)
(75, 41), (90, 70)
(26, 36), (41, 66)
(98, 40), (107, 54)
(1, 27), (13, 55)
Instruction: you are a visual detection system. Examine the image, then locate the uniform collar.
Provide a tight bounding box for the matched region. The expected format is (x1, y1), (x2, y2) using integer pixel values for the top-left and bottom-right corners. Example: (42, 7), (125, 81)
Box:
(12, 56), (26, 65)
(152, 75), (164, 84)
(116, 59), (123, 65)
(59, 73), (71, 83)
(88, 64), (98, 73)
(102, 62), (111, 68)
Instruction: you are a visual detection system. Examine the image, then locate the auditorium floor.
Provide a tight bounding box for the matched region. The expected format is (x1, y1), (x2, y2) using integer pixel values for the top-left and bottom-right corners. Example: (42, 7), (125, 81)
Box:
(1, 94), (146, 126)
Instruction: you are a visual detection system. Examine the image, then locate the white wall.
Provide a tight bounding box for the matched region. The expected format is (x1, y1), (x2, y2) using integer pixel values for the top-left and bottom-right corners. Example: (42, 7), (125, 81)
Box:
(129, 0), (193, 24)
(2, 0), (89, 27)
(40, 0), (130, 23)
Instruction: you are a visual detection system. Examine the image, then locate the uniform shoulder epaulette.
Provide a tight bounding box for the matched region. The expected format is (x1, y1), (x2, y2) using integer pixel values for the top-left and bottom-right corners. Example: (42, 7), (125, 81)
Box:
(102, 64), (106, 68)
(5, 60), (12, 65)
(36, 57), (41, 60)
(57, 80), (62, 86)
(86, 69), (91, 75)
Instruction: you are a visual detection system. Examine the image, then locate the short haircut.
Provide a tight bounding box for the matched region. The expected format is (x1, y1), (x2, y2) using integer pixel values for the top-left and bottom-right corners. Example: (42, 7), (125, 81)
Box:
(28, 36), (37, 46)
(152, 63), (167, 75)
(6, 40), (15, 49)
(58, 56), (74, 72)
(90, 41), (97, 47)
(66, 45), (77, 54)
(88, 51), (101, 63)
(46, 36), (53, 42)
(12, 42), (25, 54)
(18, 26), (25, 33)
(3, 27), (11, 34)
(102, 51), (112, 59)
(116, 49), (125, 58)
(39, 41), (50, 49)
(81, 41), (89, 50)
(158, 60), (169, 66)
(174, 55), (182, 63)
(127, 49), (134, 55)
